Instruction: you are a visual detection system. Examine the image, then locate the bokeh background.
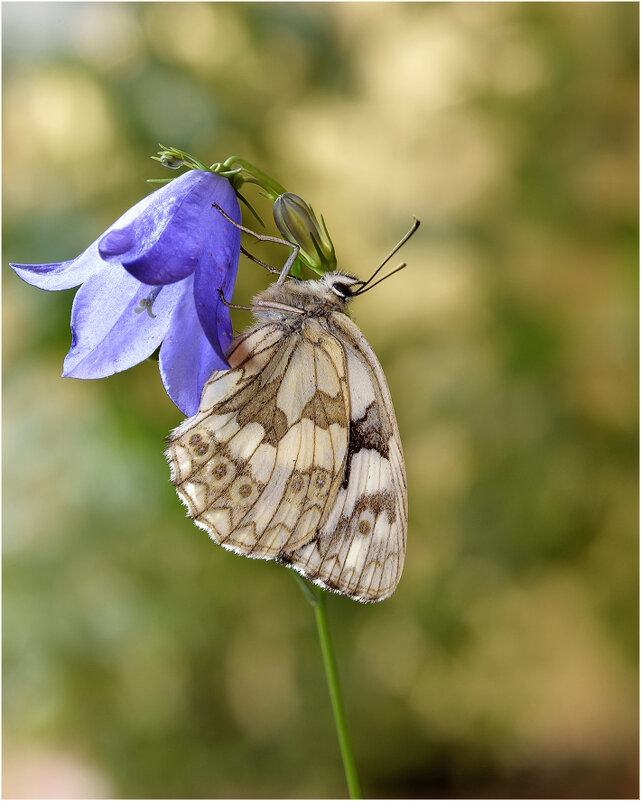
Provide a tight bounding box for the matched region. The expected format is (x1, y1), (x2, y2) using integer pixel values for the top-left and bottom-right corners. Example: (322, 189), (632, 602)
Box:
(3, 3), (638, 798)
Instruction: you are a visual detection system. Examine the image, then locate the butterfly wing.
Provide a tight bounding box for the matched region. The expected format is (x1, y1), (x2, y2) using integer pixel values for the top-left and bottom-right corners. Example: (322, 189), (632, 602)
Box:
(166, 318), (350, 559)
(287, 313), (407, 602)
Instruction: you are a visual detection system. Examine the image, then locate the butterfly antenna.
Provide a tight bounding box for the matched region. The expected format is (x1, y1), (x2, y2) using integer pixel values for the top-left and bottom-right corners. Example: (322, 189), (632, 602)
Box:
(353, 262), (407, 295)
(354, 217), (420, 292)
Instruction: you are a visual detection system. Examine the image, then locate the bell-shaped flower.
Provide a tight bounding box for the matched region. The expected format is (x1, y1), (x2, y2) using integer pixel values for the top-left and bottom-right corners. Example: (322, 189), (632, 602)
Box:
(10, 170), (241, 416)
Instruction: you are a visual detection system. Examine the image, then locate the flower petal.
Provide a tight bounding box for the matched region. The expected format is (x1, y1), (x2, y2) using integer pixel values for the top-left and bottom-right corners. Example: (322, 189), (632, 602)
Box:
(159, 274), (229, 416)
(100, 171), (240, 286)
(62, 263), (187, 379)
(10, 184), (162, 291)
(193, 201), (241, 360)
(10, 257), (101, 291)
(98, 171), (205, 276)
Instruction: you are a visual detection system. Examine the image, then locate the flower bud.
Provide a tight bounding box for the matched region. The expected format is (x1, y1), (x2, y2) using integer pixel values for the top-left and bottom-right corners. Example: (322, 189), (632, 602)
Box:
(273, 193), (336, 274)
(160, 153), (185, 170)
(154, 145), (207, 172)
(158, 149), (186, 170)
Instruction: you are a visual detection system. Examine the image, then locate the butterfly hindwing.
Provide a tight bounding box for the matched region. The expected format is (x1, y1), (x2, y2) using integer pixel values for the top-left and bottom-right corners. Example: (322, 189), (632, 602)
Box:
(287, 313), (407, 602)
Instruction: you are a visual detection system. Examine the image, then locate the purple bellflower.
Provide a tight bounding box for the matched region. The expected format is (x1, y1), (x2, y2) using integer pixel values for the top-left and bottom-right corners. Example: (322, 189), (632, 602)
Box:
(11, 170), (241, 416)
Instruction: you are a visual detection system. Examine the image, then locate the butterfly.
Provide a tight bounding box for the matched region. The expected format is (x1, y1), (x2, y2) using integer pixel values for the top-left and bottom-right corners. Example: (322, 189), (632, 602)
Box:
(165, 219), (419, 602)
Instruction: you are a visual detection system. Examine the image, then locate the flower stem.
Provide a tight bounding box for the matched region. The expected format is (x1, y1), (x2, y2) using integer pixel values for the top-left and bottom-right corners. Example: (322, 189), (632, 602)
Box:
(294, 574), (363, 799)
(220, 156), (288, 199)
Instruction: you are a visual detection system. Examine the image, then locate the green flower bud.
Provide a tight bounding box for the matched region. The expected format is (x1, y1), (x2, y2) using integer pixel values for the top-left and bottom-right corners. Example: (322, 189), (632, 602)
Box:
(273, 193), (337, 274)
(152, 144), (207, 172)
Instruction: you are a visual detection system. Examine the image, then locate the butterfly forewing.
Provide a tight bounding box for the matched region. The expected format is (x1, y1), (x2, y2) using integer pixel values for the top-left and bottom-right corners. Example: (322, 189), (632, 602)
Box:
(166, 317), (351, 561)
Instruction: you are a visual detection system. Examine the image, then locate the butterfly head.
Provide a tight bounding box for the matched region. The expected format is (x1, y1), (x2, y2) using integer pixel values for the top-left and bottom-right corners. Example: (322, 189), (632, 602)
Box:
(321, 271), (364, 302)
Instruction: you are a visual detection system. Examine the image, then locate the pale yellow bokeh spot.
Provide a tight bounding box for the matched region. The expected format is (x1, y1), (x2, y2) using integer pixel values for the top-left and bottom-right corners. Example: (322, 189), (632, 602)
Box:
(5, 68), (115, 162)
(4, 67), (121, 211)
(70, 4), (143, 69)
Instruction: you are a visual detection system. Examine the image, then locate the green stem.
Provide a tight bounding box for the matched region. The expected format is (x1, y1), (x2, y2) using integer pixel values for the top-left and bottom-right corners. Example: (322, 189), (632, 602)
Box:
(294, 574), (363, 799)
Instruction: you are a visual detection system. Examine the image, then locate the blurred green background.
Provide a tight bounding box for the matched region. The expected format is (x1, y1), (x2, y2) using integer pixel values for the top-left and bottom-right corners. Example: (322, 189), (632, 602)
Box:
(3, 3), (638, 798)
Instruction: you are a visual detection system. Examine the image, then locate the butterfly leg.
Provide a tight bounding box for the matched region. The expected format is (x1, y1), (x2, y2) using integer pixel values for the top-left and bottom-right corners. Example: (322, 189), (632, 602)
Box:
(240, 246), (281, 276)
(213, 203), (300, 284)
(218, 288), (252, 311)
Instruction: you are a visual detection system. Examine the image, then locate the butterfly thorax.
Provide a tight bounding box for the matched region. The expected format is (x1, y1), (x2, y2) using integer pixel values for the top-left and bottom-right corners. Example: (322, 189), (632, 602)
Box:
(251, 271), (361, 324)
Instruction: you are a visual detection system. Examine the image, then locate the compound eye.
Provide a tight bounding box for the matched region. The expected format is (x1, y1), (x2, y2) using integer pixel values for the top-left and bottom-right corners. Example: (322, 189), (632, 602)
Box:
(332, 282), (350, 298)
